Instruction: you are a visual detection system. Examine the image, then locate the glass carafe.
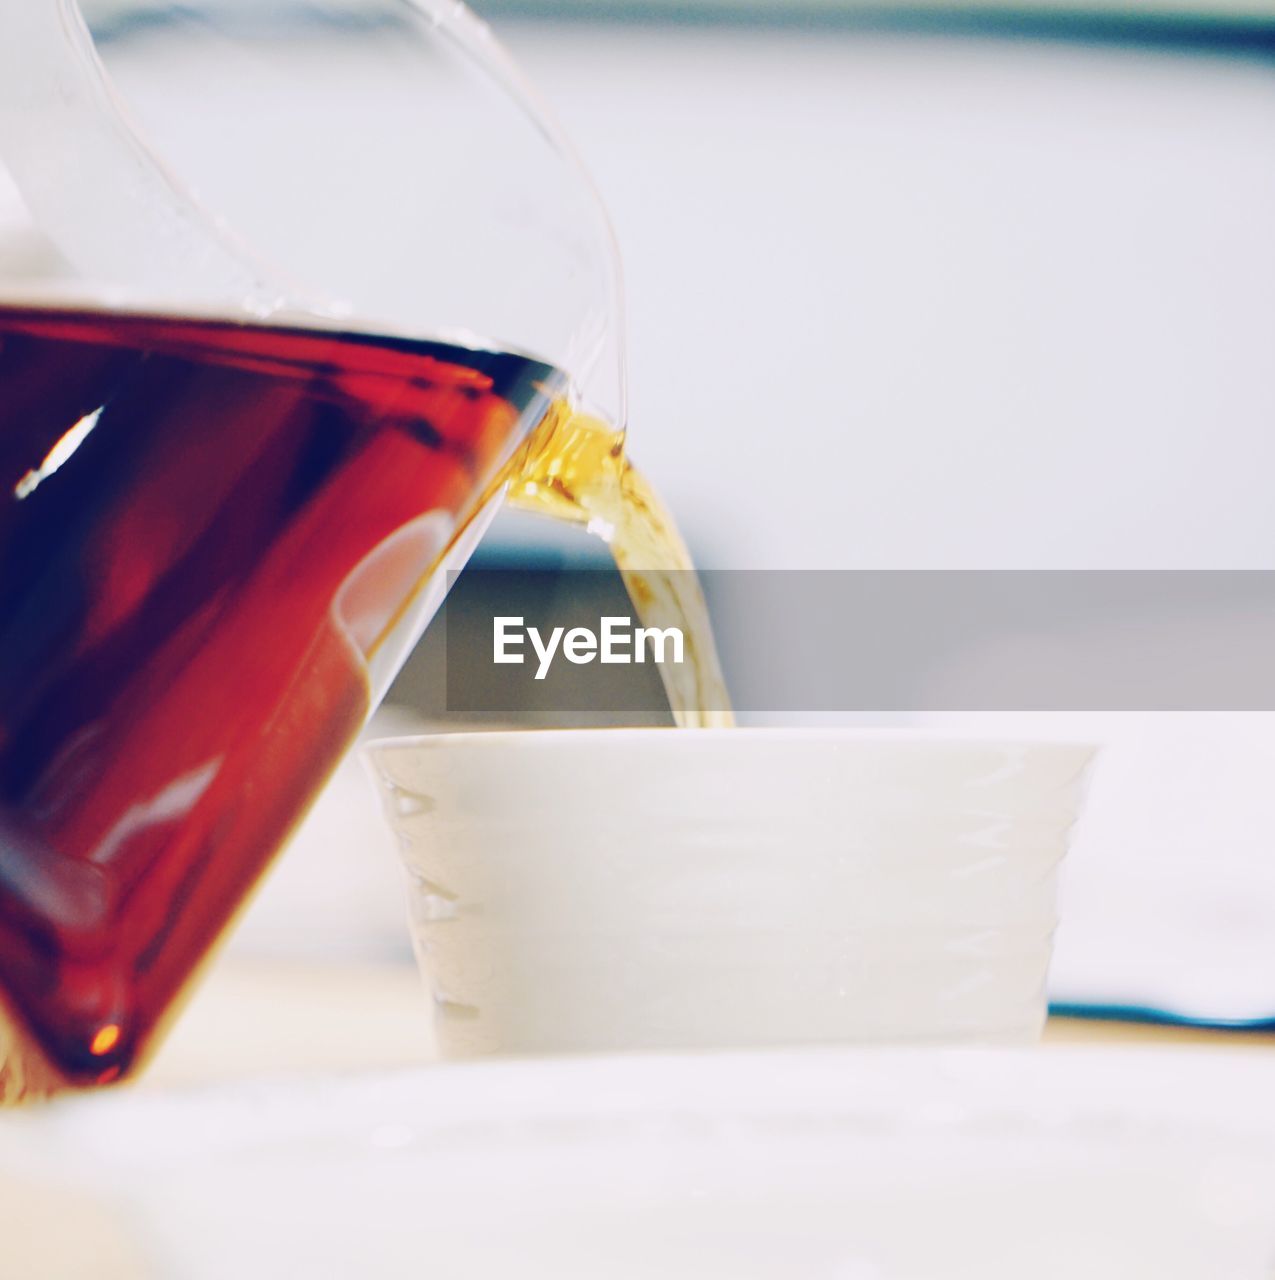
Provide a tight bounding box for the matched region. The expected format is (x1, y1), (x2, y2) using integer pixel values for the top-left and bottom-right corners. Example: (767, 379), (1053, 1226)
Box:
(0, 0), (624, 1099)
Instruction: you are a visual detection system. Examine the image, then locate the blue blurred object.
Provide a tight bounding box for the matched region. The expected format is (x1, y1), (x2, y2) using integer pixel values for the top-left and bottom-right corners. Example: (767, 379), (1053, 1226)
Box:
(1051, 1001), (1275, 1031)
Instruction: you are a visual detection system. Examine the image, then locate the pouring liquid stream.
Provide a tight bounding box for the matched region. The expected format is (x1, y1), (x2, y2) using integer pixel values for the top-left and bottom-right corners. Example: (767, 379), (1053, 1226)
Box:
(502, 401), (733, 730)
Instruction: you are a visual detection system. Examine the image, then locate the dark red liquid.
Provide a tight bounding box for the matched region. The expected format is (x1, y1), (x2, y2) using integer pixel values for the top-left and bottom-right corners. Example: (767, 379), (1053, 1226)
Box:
(0, 306), (560, 1096)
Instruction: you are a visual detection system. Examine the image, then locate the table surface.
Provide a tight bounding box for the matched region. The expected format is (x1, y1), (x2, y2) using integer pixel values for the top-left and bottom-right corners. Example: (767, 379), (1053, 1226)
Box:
(12, 801), (1270, 1280)
(8, 956), (1273, 1280)
(136, 956), (1275, 1092)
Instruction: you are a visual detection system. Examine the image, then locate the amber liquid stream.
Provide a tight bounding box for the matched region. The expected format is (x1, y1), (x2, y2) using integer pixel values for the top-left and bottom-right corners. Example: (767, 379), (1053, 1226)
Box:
(503, 399), (732, 730)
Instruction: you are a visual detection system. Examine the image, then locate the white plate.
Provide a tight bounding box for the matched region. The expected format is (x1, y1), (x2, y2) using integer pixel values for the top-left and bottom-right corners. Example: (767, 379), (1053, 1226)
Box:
(2, 1046), (1274, 1278)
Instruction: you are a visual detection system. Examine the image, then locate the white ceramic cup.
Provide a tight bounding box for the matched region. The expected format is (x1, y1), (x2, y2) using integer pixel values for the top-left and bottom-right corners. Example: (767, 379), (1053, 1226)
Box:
(364, 729), (1094, 1058)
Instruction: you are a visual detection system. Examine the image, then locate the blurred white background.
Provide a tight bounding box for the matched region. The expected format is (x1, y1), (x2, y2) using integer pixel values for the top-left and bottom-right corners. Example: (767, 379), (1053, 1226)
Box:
(487, 18), (1275, 569)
